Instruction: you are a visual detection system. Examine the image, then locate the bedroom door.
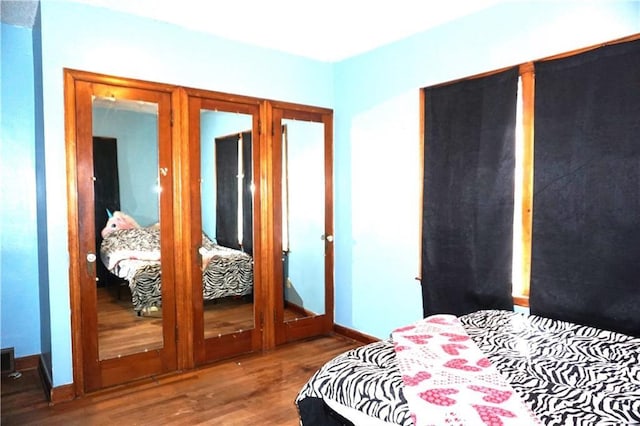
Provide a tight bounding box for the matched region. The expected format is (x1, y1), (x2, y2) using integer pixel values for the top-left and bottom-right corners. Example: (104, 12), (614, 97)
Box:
(67, 71), (177, 393)
(184, 93), (263, 366)
(272, 104), (334, 345)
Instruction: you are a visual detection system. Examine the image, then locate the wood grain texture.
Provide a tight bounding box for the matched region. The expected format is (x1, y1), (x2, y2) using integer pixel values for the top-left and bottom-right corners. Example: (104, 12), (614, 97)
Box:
(64, 69), (337, 396)
(97, 287), (276, 360)
(2, 335), (362, 425)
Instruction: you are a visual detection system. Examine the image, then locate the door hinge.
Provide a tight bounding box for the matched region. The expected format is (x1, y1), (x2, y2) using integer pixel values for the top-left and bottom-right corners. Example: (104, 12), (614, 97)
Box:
(170, 109), (174, 127)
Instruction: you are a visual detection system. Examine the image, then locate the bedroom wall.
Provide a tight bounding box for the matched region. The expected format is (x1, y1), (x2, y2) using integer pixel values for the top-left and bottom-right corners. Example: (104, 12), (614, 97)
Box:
(284, 120), (326, 314)
(38, 1), (333, 387)
(0, 22), (42, 359)
(332, 1), (640, 338)
(93, 107), (160, 226)
(4, 0), (639, 390)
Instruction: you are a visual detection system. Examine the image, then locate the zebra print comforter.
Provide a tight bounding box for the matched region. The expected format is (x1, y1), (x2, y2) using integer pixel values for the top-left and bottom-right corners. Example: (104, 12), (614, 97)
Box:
(296, 310), (640, 426)
(100, 228), (253, 313)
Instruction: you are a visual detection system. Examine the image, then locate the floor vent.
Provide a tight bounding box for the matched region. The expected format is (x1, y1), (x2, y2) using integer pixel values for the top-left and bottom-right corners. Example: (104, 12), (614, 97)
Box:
(1, 347), (15, 374)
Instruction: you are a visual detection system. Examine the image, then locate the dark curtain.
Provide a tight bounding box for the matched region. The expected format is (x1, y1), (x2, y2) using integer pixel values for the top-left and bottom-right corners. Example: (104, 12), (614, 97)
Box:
(93, 137), (124, 287)
(421, 68), (518, 317)
(241, 131), (253, 255)
(530, 39), (640, 336)
(216, 135), (240, 249)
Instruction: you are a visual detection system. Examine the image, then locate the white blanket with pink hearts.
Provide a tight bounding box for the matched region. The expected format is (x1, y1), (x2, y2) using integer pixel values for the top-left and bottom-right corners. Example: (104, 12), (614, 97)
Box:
(392, 314), (541, 426)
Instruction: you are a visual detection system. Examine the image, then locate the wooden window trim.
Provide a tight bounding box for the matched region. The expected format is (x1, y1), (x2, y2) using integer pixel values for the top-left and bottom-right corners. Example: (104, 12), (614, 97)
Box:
(514, 62), (534, 304)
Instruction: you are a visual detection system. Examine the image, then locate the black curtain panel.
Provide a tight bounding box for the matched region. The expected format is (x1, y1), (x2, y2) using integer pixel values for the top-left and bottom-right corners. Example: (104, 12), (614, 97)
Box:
(530, 39), (640, 336)
(421, 68), (518, 317)
(241, 131), (254, 255)
(216, 135), (240, 250)
(93, 137), (123, 287)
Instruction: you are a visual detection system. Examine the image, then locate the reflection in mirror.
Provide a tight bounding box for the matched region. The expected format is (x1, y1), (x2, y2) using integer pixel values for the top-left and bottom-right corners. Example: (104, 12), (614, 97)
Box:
(92, 96), (163, 360)
(282, 120), (326, 321)
(200, 110), (254, 338)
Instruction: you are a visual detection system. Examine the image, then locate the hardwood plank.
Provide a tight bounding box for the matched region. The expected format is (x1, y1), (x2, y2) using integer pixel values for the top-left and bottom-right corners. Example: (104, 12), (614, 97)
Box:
(97, 286), (164, 360)
(1, 334), (363, 425)
(97, 286), (302, 360)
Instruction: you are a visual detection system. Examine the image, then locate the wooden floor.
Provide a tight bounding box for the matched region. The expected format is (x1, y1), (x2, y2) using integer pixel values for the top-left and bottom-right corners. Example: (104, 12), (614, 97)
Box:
(98, 286), (301, 360)
(1, 334), (363, 425)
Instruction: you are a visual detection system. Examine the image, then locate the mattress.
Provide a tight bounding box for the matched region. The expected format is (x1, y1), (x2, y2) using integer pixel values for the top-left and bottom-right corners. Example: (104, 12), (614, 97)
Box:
(100, 227), (253, 312)
(296, 310), (640, 425)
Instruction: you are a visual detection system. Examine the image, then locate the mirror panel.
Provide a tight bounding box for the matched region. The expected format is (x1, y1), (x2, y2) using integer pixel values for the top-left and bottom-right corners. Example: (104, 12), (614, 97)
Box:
(200, 110), (255, 339)
(93, 96), (164, 360)
(282, 119), (326, 321)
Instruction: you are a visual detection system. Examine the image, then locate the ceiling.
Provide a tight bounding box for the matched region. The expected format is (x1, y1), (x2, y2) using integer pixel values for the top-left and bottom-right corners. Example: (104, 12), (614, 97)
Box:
(60, 0), (505, 62)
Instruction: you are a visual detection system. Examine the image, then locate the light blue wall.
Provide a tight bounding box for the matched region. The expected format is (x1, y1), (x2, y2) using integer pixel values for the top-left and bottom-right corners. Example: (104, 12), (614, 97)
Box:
(38, 1), (332, 386)
(285, 120), (326, 314)
(0, 23), (42, 358)
(3, 0), (639, 389)
(33, 5), (53, 381)
(332, 1), (640, 338)
(93, 107), (160, 226)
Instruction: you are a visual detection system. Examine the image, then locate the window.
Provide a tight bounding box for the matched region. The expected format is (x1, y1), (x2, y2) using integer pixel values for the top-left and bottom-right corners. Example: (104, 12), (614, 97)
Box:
(215, 131), (253, 253)
(421, 34), (640, 319)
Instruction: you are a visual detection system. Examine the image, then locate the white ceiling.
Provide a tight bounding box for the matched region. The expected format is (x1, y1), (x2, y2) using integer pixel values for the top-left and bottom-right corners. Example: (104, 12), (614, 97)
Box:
(65, 0), (505, 62)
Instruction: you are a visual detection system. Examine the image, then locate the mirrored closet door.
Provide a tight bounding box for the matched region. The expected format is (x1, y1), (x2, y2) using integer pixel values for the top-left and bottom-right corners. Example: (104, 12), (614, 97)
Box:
(68, 71), (177, 392)
(272, 104), (334, 345)
(186, 94), (263, 364)
(67, 70), (335, 395)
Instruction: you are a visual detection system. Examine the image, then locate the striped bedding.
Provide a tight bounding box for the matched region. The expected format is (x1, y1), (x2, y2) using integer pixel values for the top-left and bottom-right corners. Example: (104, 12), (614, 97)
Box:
(296, 310), (640, 425)
(100, 227), (253, 313)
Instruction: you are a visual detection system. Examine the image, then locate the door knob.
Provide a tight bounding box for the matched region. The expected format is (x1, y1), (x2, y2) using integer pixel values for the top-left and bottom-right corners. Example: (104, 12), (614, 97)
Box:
(86, 252), (97, 276)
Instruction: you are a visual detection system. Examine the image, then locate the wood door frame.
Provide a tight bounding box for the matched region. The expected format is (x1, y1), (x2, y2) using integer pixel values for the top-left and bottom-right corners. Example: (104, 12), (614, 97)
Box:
(65, 69), (179, 395)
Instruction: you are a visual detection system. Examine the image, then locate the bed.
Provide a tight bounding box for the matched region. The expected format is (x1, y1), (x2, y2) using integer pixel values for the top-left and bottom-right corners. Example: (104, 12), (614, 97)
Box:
(100, 227), (253, 314)
(296, 310), (640, 426)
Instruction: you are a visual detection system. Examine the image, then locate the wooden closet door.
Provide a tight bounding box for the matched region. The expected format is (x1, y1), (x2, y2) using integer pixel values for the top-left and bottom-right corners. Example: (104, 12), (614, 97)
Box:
(184, 93), (263, 366)
(67, 71), (177, 393)
(271, 104), (334, 346)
